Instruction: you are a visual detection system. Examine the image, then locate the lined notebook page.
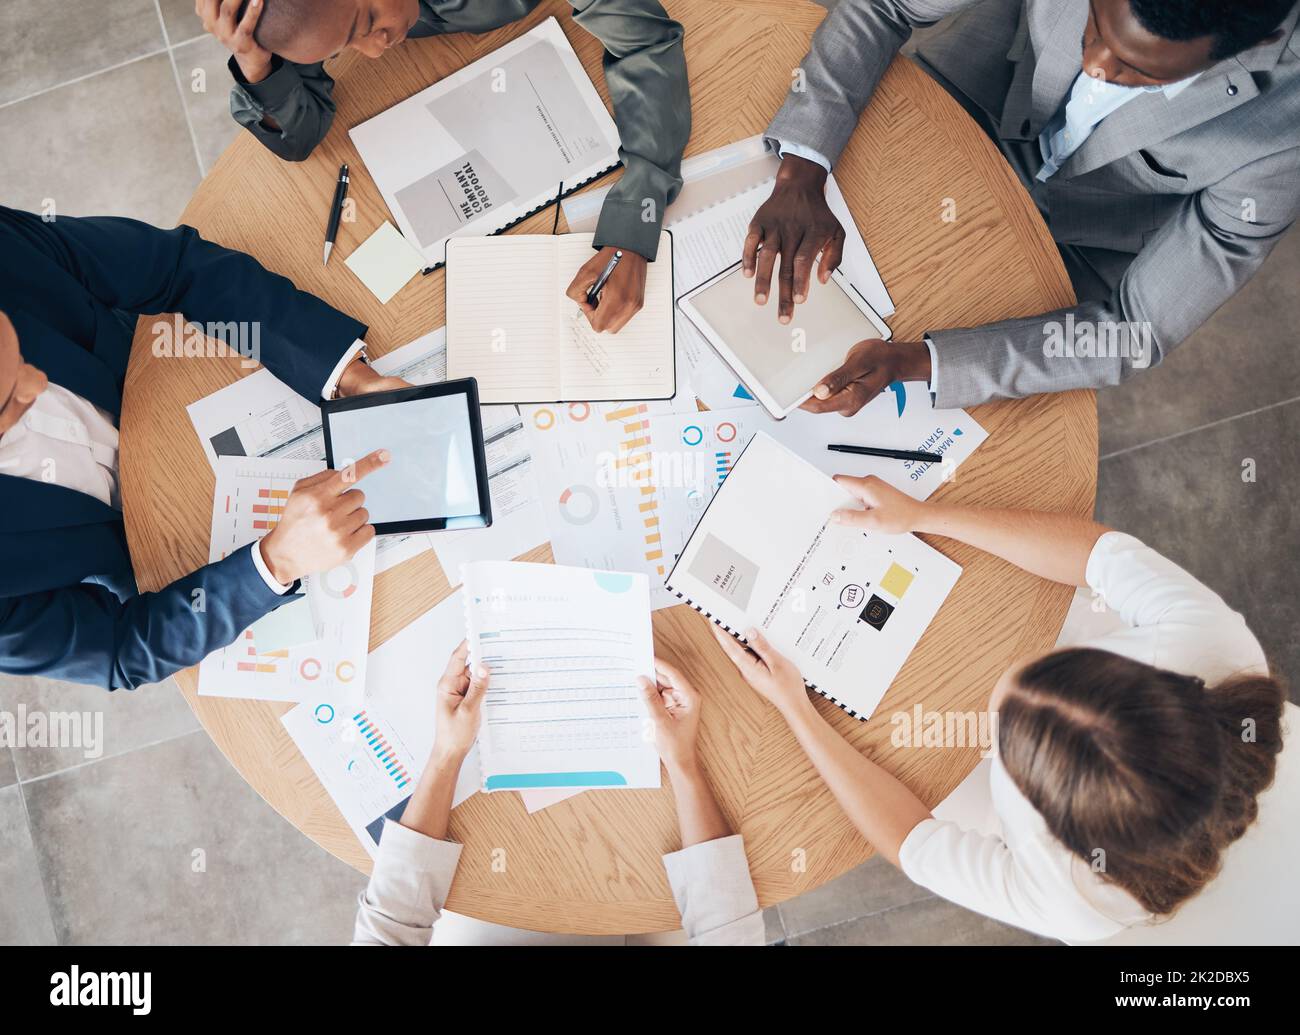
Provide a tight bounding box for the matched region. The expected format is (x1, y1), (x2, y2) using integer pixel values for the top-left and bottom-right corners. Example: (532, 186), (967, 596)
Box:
(557, 233), (674, 400)
(446, 236), (561, 401)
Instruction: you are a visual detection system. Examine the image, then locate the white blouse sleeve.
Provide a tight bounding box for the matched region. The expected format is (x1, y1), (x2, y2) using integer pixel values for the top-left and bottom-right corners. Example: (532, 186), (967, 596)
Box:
(898, 819), (1127, 943)
(1081, 531), (1266, 680)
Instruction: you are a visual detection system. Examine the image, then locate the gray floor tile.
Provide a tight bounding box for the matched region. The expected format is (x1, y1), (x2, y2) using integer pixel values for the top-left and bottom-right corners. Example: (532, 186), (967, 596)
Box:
(1098, 225), (1300, 457)
(0, 672), (199, 782)
(158, 0), (207, 45)
(1096, 400), (1300, 693)
(0, 785), (58, 945)
(25, 730), (366, 945)
(0, 744), (16, 790)
(789, 897), (1058, 946)
(777, 853), (933, 937)
(0, 0), (165, 107)
(0, 51), (199, 227)
(172, 33), (241, 174)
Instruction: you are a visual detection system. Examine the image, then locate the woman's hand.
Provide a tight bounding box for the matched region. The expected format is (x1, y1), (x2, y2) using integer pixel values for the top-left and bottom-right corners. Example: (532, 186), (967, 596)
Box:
(710, 625), (810, 718)
(433, 641), (488, 763)
(638, 657), (703, 774)
(830, 474), (929, 534)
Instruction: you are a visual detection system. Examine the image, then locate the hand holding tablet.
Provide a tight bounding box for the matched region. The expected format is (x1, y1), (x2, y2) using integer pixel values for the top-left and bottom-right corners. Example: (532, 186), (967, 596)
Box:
(321, 379), (493, 535)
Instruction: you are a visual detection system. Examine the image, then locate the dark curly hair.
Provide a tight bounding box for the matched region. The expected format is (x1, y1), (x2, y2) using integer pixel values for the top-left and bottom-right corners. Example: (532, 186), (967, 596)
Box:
(1127, 0), (1296, 60)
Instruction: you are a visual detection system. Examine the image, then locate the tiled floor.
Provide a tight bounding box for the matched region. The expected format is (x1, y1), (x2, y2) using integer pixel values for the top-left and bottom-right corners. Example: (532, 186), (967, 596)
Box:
(1, 2), (1295, 947)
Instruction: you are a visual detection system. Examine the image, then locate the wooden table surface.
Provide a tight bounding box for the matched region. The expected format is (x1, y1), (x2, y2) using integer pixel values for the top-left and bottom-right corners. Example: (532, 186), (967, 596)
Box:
(120, 0), (1094, 934)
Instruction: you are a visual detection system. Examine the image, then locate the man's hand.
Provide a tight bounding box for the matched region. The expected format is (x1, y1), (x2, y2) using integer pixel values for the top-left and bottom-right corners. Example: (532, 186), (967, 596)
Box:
(830, 475), (929, 535)
(258, 449), (389, 585)
(743, 154), (845, 323)
(433, 641), (489, 764)
(336, 357), (411, 397)
(638, 658), (703, 775)
(800, 338), (931, 417)
(566, 247), (647, 334)
(198, 0), (273, 84)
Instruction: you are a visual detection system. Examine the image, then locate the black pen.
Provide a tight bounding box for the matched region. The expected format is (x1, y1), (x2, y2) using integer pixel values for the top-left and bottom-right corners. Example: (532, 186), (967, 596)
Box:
(585, 249), (623, 307)
(828, 443), (944, 464)
(323, 163), (349, 266)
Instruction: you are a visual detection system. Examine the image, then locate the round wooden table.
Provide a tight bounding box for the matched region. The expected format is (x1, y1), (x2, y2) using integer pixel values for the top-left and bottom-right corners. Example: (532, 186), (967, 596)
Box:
(121, 0), (1094, 934)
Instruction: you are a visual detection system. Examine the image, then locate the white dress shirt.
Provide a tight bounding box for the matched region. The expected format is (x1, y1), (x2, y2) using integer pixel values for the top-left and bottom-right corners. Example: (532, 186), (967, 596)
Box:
(897, 532), (1269, 942)
(352, 820), (766, 946)
(0, 342), (367, 595)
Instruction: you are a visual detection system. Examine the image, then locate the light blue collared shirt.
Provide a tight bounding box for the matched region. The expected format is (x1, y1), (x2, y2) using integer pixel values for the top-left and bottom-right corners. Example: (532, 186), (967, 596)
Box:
(1036, 71), (1199, 181)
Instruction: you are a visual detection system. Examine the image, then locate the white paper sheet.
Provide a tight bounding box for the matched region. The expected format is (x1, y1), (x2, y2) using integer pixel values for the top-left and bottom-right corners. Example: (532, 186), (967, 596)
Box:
(198, 457), (376, 704)
(463, 561), (661, 793)
(282, 593), (479, 858)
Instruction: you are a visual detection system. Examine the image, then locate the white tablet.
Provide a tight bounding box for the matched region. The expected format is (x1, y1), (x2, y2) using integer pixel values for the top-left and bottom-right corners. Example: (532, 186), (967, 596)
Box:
(677, 261), (892, 418)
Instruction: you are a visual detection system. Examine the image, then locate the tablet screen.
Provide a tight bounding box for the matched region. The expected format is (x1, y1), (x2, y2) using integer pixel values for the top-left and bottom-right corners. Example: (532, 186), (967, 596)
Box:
(326, 392), (482, 526)
(686, 266), (886, 411)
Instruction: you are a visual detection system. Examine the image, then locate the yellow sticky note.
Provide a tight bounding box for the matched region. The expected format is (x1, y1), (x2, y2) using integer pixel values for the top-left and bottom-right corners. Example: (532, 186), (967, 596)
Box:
(345, 221), (426, 304)
(880, 562), (915, 599)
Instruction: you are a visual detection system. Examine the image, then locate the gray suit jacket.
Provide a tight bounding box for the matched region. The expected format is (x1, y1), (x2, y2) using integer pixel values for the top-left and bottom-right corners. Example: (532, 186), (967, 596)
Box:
(229, 0), (689, 261)
(767, 0), (1300, 408)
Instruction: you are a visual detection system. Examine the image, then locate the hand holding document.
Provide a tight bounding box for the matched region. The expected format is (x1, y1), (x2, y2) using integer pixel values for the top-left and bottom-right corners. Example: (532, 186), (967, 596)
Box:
(462, 561), (661, 792)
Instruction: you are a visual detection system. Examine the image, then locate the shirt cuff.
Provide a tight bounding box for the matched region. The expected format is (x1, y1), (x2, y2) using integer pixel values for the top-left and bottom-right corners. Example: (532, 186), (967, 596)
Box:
(322, 339), (367, 400)
(662, 833), (760, 940)
(923, 335), (940, 398)
(772, 138), (833, 173)
(227, 54), (297, 110)
(250, 541), (294, 595)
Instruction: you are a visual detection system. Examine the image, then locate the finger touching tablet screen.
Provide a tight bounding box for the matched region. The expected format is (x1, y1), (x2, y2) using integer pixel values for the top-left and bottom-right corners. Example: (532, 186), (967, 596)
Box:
(321, 379), (492, 534)
(677, 261), (891, 419)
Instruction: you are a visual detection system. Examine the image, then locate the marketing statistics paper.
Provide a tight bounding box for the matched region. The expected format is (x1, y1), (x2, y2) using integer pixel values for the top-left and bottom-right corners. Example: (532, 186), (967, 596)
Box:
(186, 329), (545, 576)
(198, 457), (377, 705)
(282, 592), (479, 858)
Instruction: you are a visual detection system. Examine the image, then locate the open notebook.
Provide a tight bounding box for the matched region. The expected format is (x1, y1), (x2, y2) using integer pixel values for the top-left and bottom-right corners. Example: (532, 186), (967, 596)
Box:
(445, 232), (675, 403)
(665, 432), (962, 720)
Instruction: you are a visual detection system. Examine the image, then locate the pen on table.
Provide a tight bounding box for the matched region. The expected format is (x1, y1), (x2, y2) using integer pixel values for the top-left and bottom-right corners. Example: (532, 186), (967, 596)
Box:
(323, 162), (350, 266)
(585, 249), (623, 307)
(827, 443), (945, 464)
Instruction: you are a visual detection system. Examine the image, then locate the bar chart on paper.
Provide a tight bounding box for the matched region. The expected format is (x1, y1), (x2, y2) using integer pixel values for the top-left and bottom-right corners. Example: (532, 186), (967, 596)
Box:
(198, 457), (377, 704)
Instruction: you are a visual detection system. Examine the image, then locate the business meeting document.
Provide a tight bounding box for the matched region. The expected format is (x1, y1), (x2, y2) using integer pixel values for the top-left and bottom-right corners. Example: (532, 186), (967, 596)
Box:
(521, 398), (693, 609)
(563, 134), (893, 409)
(197, 457), (377, 705)
(282, 592), (479, 858)
(445, 232), (676, 403)
(350, 17), (622, 268)
(665, 433), (961, 720)
(462, 561), (661, 792)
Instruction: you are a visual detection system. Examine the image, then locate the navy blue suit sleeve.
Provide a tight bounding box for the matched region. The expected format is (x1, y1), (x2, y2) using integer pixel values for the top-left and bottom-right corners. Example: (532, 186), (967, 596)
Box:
(0, 547), (297, 691)
(0, 206), (366, 401)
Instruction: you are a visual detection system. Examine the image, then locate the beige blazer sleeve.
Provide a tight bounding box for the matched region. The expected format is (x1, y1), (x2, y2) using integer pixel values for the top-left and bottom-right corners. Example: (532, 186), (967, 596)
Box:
(662, 834), (766, 945)
(351, 820), (463, 946)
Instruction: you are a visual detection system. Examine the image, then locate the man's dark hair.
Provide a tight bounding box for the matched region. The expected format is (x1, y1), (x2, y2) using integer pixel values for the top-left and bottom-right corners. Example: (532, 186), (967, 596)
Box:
(237, 0), (323, 55)
(1128, 0), (1295, 60)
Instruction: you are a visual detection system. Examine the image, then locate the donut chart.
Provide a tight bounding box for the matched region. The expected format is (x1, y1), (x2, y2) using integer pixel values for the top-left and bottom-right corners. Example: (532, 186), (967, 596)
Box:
(558, 485), (599, 525)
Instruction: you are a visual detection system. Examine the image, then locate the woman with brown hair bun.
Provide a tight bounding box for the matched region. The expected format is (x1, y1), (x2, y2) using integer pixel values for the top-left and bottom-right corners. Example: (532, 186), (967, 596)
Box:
(711, 475), (1287, 943)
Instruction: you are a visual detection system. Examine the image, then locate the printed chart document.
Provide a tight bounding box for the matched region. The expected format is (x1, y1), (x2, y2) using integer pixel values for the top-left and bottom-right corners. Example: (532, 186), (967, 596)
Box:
(564, 135), (893, 409)
(350, 17), (622, 267)
(198, 457), (376, 705)
(462, 561), (660, 791)
(665, 433), (961, 719)
(445, 232), (675, 403)
(282, 593), (478, 858)
(522, 398), (689, 609)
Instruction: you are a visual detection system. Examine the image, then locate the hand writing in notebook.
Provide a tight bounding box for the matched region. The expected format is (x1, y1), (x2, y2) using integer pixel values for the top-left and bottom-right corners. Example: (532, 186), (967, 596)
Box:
(565, 246), (648, 333)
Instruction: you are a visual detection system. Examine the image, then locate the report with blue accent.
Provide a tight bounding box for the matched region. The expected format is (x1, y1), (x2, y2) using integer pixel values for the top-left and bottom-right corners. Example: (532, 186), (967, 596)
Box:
(462, 561), (661, 792)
